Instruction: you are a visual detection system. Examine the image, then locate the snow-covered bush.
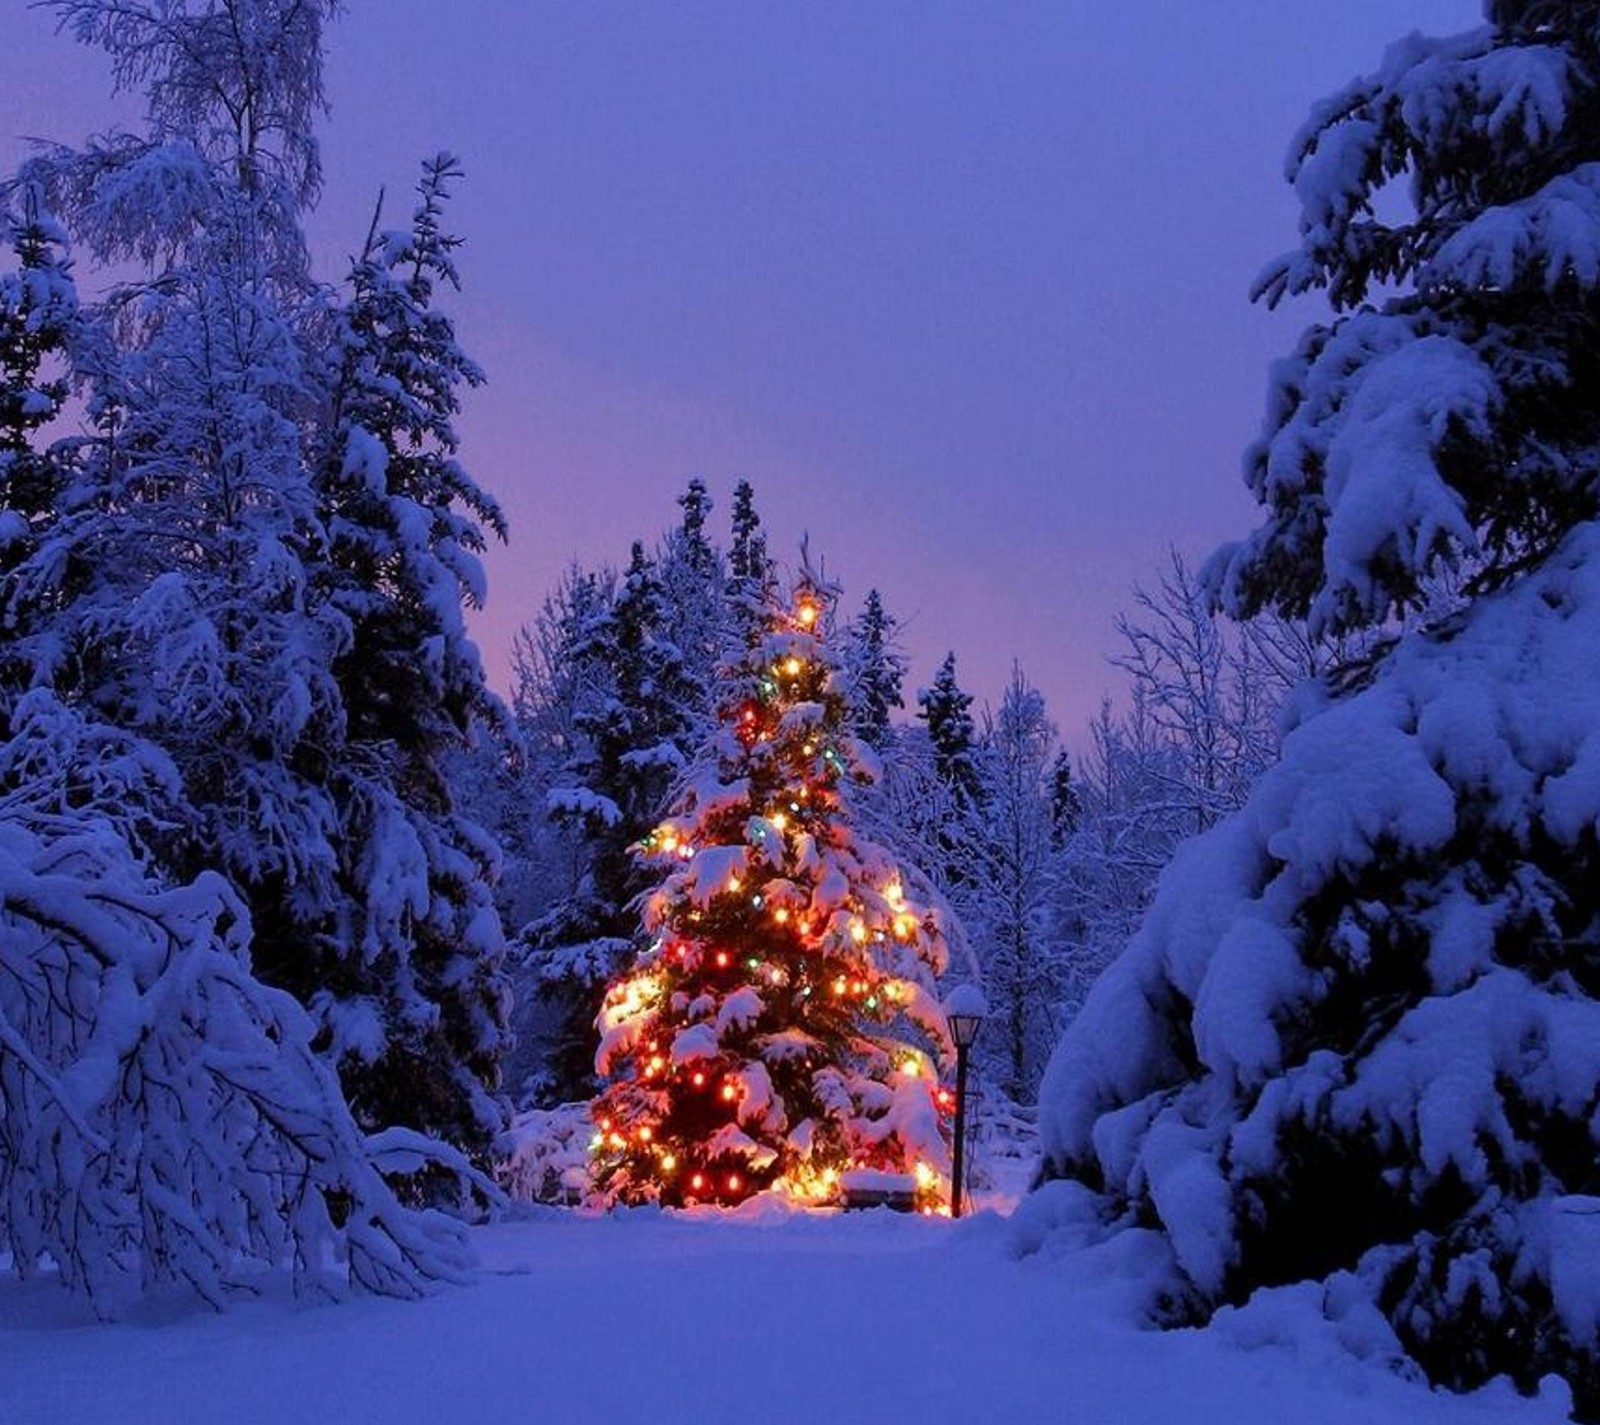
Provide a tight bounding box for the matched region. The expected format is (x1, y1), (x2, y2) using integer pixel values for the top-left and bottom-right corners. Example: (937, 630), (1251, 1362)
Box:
(1038, 3), (1600, 1413)
(0, 700), (471, 1313)
(498, 1103), (596, 1206)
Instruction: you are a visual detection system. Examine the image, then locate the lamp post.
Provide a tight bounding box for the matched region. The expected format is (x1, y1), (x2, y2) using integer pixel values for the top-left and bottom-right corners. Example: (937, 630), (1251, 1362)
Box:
(945, 985), (987, 1219)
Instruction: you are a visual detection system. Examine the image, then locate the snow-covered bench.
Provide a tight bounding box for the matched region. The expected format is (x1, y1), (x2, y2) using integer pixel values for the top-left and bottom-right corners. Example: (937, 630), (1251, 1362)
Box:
(839, 1168), (916, 1212)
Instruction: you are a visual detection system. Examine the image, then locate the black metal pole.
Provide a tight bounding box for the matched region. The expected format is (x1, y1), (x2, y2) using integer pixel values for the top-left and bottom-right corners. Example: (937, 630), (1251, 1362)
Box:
(952, 1041), (970, 1218)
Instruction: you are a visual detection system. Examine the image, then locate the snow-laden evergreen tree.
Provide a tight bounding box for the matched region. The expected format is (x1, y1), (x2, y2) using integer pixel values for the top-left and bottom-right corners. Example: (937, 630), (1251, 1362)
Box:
(841, 587), (907, 752)
(1048, 750), (1079, 849)
(10, 0), (348, 944)
(312, 153), (509, 1152)
(726, 477), (774, 641)
(497, 564), (614, 1102)
(0, 176), (476, 1302)
(915, 651), (984, 889)
(5, 1), (507, 1174)
(728, 478), (769, 590)
(590, 573), (953, 1208)
(657, 476), (727, 719)
(528, 542), (703, 1100)
(1038, 4), (1600, 1412)
(0, 196), (84, 702)
(918, 652), (983, 813)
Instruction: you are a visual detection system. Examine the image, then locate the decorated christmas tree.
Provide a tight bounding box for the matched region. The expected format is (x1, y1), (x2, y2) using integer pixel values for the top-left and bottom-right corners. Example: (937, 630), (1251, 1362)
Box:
(589, 572), (954, 1209)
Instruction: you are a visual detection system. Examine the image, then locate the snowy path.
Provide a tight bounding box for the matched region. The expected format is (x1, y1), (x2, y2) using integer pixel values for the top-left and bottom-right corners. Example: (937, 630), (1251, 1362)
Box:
(1, 1204), (1575, 1425)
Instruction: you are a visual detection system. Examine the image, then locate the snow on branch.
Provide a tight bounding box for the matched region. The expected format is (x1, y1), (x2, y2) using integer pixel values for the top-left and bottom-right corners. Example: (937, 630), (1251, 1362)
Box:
(0, 803), (472, 1314)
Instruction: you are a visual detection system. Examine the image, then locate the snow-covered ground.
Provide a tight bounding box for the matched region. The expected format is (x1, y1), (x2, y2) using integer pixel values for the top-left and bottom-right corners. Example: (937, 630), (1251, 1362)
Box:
(1, 1189), (1577, 1425)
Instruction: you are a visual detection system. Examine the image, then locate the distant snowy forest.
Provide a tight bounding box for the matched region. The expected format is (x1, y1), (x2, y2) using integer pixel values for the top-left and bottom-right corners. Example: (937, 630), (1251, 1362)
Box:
(4, 0), (1600, 1420)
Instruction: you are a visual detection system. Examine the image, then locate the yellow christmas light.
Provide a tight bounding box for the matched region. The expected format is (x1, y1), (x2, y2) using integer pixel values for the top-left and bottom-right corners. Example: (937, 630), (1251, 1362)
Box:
(784, 657), (802, 676)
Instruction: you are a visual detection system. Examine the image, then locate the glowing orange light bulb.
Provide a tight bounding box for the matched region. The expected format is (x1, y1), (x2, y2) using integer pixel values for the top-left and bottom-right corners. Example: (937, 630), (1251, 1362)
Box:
(784, 657), (802, 676)
(692, 1071), (707, 1087)
(721, 1083), (738, 1102)
(691, 1173), (705, 1191)
(727, 1174), (742, 1192)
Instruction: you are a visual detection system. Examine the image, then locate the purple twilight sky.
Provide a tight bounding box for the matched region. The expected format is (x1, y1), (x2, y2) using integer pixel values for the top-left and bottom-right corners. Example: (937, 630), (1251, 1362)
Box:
(2, 0), (1480, 740)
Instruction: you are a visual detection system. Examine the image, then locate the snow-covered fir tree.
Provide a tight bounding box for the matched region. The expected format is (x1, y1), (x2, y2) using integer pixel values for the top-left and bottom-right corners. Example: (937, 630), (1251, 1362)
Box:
(728, 478), (770, 594)
(590, 574), (953, 1209)
(527, 541), (704, 1100)
(915, 651), (985, 890)
(2, 0), (507, 1179)
(657, 476), (728, 715)
(1049, 750), (1080, 849)
(725, 477), (775, 644)
(918, 652), (983, 812)
(0, 196), (83, 700)
(11, 0), (350, 962)
(0, 4), (481, 1297)
(841, 587), (907, 752)
(1039, 3), (1600, 1412)
(312, 153), (509, 1153)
